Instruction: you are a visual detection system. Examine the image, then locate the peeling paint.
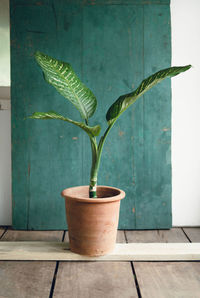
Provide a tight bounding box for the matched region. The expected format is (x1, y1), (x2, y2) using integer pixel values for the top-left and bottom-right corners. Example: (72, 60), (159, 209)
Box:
(36, 2), (43, 6)
(162, 127), (170, 132)
(118, 130), (125, 137)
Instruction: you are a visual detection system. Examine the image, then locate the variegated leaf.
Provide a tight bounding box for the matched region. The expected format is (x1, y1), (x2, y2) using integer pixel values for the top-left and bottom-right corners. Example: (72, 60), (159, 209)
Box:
(29, 111), (101, 137)
(35, 51), (97, 120)
(106, 65), (192, 125)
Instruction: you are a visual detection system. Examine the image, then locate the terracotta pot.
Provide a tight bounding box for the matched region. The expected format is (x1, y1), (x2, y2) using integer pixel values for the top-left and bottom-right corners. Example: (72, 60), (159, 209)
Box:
(61, 185), (125, 256)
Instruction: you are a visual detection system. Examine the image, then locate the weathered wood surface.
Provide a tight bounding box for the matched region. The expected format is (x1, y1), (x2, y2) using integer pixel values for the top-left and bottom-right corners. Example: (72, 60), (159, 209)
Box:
(0, 228), (5, 238)
(53, 230), (138, 298)
(0, 242), (199, 261)
(126, 229), (200, 298)
(125, 228), (189, 243)
(134, 262), (200, 298)
(116, 230), (126, 243)
(0, 228), (199, 298)
(1, 229), (63, 241)
(133, 2), (172, 229)
(0, 261), (55, 298)
(183, 227), (200, 242)
(53, 262), (138, 298)
(11, 0), (172, 230)
(0, 230), (63, 298)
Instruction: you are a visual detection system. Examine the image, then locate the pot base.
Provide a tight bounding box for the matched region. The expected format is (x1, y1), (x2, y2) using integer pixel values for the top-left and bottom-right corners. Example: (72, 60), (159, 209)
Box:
(70, 244), (116, 257)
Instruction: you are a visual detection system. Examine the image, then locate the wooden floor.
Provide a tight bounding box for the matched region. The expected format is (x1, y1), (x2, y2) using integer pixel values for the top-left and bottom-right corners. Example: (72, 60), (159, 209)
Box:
(0, 227), (200, 298)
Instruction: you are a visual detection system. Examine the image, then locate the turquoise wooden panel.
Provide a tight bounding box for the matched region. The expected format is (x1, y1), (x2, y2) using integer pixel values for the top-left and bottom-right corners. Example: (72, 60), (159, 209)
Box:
(11, 1), (83, 229)
(11, 0), (172, 229)
(82, 5), (144, 228)
(133, 4), (172, 229)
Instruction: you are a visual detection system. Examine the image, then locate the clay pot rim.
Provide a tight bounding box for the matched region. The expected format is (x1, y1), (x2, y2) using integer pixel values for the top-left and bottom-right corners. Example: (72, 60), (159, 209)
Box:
(61, 185), (125, 203)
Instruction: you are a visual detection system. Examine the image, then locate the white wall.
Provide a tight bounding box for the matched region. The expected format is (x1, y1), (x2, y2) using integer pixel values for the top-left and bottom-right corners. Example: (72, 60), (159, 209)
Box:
(0, 110), (11, 225)
(0, 0), (200, 226)
(0, 0), (11, 225)
(171, 0), (200, 226)
(0, 0), (10, 86)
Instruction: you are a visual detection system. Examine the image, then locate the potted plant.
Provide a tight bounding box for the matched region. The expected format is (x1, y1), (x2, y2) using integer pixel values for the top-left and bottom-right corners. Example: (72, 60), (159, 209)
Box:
(29, 51), (191, 256)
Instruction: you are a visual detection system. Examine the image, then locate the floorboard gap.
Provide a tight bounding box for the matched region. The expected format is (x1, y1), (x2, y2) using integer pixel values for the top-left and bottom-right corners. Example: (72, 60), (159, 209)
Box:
(49, 261), (59, 298)
(181, 228), (192, 243)
(49, 230), (65, 298)
(124, 231), (142, 298)
(131, 262), (142, 298)
(62, 230), (66, 242)
(0, 227), (8, 240)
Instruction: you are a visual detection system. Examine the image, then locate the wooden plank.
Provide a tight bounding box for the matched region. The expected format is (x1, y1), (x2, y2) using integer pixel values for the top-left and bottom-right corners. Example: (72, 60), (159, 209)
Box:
(53, 262), (138, 298)
(134, 262), (200, 298)
(126, 229), (200, 297)
(54, 231), (138, 298)
(183, 227), (200, 242)
(0, 230), (63, 298)
(116, 230), (126, 243)
(11, 0), (83, 230)
(135, 3), (172, 229)
(0, 228), (5, 238)
(0, 261), (56, 298)
(125, 228), (189, 243)
(0, 242), (199, 261)
(1, 229), (63, 241)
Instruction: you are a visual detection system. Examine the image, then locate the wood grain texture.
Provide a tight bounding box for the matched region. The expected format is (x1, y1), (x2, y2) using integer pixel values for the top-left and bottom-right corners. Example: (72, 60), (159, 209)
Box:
(0, 242), (199, 261)
(125, 228), (189, 243)
(11, 0), (172, 229)
(129, 228), (200, 298)
(1, 230), (63, 241)
(183, 227), (200, 242)
(0, 230), (63, 298)
(53, 262), (138, 298)
(0, 261), (55, 298)
(134, 262), (200, 298)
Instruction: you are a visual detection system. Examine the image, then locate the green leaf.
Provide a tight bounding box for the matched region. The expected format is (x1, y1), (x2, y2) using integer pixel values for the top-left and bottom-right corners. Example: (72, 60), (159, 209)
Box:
(35, 51), (97, 120)
(29, 111), (101, 137)
(106, 65), (192, 125)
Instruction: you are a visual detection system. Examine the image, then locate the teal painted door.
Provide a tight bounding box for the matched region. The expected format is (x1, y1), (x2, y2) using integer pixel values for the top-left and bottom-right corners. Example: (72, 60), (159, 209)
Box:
(11, 0), (172, 229)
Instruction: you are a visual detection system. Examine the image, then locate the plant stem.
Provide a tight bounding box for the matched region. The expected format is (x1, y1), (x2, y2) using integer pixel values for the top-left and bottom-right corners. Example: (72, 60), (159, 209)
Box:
(89, 122), (115, 198)
(89, 137), (98, 198)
